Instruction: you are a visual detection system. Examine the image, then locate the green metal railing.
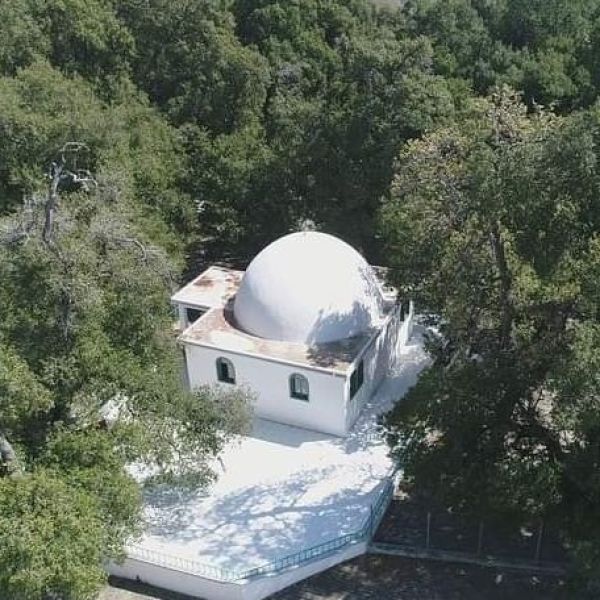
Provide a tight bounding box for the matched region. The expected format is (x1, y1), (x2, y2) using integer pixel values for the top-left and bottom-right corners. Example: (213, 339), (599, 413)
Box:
(126, 477), (395, 583)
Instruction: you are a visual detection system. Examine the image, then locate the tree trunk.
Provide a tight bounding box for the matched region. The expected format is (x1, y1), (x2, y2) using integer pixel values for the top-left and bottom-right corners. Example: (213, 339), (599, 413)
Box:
(0, 432), (18, 477)
(43, 161), (62, 244)
(489, 222), (513, 350)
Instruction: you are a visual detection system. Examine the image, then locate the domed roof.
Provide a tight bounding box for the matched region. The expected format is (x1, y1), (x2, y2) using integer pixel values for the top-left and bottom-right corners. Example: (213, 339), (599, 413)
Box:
(233, 232), (384, 344)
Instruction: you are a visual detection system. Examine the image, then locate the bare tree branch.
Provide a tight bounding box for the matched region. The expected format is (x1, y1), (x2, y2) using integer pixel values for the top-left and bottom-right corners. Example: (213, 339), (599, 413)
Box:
(0, 432), (19, 478)
(43, 142), (97, 245)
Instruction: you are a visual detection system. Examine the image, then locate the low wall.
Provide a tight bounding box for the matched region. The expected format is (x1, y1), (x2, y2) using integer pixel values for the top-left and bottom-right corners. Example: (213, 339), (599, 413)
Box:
(108, 476), (395, 600)
(108, 559), (245, 600)
(108, 541), (367, 600)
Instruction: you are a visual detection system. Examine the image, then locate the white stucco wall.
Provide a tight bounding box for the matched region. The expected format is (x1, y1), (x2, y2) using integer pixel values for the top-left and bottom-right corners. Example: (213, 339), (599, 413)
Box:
(344, 301), (414, 432)
(183, 300), (414, 437)
(109, 559), (245, 600)
(184, 344), (348, 436)
(109, 541), (366, 600)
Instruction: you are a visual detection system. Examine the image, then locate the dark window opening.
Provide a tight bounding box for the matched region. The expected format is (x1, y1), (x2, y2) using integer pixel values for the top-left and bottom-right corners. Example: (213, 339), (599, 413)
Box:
(350, 360), (364, 398)
(216, 357), (236, 384)
(186, 307), (205, 324)
(290, 373), (309, 401)
(399, 302), (407, 321)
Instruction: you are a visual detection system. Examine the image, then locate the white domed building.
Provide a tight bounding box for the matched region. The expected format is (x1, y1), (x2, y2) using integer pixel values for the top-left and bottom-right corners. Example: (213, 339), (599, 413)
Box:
(172, 232), (413, 436)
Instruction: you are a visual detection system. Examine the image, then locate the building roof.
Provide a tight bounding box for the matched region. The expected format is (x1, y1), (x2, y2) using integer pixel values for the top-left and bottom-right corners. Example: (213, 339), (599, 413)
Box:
(179, 302), (377, 375)
(171, 233), (400, 375)
(233, 232), (385, 344)
(171, 266), (244, 309)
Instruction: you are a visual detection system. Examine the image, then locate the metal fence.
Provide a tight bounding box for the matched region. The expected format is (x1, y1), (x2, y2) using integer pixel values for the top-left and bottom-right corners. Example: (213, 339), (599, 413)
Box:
(372, 497), (569, 572)
(126, 477), (395, 583)
(126, 545), (237, 581)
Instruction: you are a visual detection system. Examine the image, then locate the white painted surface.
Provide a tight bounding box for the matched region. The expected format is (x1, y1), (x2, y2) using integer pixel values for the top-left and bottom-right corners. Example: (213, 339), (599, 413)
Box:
(185, 344), (348, 436)
(109, 330), (429, 600)
(171, 266), (243, 311)
(234, 232), (385, 344)
(109, 540), (367, 600)
(344, 302), (413, 432)
(109, 559), (245, 600)
(183, 295), (413, 437)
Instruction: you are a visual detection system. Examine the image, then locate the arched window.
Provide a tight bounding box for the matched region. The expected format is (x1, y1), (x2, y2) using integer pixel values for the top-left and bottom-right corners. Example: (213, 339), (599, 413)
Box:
(289, 373), (309, 401)
(216, 357), (236, 384)
(349, 360), (364, 399)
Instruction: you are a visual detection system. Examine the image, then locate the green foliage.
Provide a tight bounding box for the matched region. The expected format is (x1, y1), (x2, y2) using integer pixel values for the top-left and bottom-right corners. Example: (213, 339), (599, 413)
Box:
(0, 62), (193, 238)
(2, 0), (600, 593)
(39, 429), (142, 553)
(0, 1), (49, 75)
(404, 0), (600, 110)
(0, 470), (108, 600)
(0, 136), (251, 597)
(0, 342), (53, 438)
(174, 0), (456, 256)
(0, 0), (133, 98)
(0, 21), (260, 576)
(381, 90), (600, 585)
(115, 0), (270, 132)
(0, 184), (252, 471)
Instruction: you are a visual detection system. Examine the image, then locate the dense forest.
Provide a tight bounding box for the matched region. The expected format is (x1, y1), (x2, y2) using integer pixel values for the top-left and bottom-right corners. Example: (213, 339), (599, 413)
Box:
(0, 0), (599, 598)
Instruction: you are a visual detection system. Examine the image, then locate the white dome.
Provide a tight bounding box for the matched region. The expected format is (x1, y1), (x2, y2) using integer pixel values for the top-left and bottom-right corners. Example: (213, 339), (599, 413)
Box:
(233, 232), (384, 344)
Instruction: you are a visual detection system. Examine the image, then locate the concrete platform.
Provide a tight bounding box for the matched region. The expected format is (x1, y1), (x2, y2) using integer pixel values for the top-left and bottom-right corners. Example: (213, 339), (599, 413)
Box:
(109, 329), (429, 599)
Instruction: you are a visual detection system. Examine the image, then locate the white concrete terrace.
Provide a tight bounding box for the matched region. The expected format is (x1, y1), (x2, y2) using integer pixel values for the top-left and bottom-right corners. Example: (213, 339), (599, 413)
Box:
(123, 328), (429, 581)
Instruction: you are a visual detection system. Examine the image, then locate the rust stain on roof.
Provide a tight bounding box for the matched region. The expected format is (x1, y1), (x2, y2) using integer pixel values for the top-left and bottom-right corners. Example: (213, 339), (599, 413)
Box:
(180, 303), (374, 374)
(172, 266), (244, 309)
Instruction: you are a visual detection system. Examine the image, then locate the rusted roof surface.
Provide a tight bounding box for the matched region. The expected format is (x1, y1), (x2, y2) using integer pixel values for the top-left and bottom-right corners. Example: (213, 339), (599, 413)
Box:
(172, 265), (397, 311)
(173, 263), (398, 373)
(171, 266), (243, 309)
(179, 302), (376, 375)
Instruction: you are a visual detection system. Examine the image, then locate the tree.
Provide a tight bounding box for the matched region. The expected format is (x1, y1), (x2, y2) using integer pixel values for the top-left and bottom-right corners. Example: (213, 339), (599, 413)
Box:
(380, 89), (600, 589)
(0, 0), (49, 76)
(169, 0), (457, 260)
(0, 145), (253, 598)
(403, 0), (599, 111)
(0, 61), (195, 239)
(0, 470), (108, 600)
(115, 0), (270, 132)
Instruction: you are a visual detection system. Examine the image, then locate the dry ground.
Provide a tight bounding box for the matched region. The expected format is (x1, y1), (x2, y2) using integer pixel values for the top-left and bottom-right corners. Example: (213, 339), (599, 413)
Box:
(100, 554), (573, 600)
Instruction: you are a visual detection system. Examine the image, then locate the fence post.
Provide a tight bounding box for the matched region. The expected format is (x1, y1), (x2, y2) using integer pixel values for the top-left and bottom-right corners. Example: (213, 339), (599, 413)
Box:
(477, 520), (484, 557)
(534, 519), (544, 562)
(425, 512), (431, 550)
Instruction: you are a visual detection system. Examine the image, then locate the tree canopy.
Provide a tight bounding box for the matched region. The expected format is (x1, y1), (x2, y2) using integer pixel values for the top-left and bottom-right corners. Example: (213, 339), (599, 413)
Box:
(1, 0), (600, 596)
(380, 90), (600, 592)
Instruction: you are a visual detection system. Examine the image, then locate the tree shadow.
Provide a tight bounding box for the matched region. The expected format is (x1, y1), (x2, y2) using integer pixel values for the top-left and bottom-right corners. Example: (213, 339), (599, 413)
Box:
(303, 302), (375, 369)
(140, 463), (386, 572)
(303, 260), (390, 367)
(133, 327), (431, 578)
